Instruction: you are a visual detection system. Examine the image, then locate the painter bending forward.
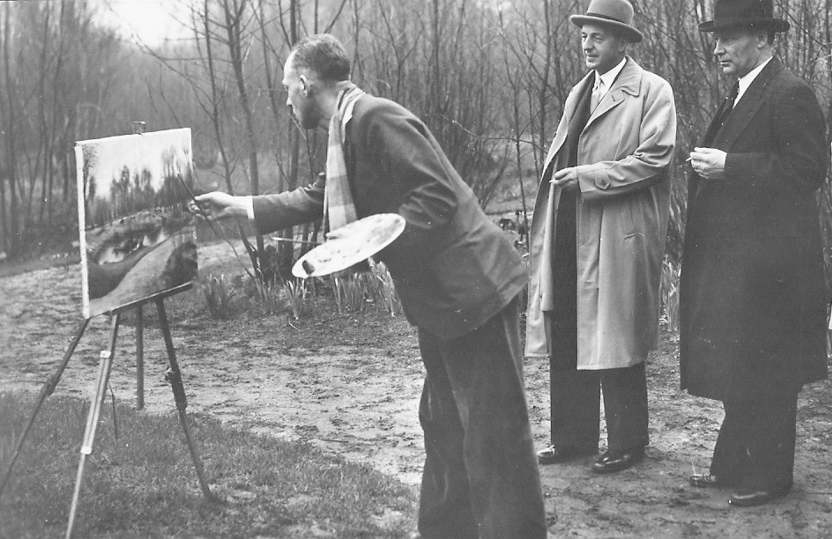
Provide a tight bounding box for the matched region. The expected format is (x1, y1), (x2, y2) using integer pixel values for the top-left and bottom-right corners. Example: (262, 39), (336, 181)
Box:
(525, 0), (676, 474)
(195, 34), (546, 539)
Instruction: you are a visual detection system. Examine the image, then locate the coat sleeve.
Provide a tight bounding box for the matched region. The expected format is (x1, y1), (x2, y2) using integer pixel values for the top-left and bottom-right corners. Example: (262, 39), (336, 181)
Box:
(577, 78), (677, 203)
(725, 82), (827, 194)
(249, 173), (325, 234)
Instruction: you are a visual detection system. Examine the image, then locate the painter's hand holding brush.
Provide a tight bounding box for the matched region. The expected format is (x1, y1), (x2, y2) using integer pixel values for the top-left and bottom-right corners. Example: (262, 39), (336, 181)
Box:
(190, 192), (249, 221)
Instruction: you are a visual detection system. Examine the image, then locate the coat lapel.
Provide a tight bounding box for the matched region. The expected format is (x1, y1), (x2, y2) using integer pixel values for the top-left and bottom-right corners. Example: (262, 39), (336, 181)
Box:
(702, 97), (732, 146)
(711, 58), (783, 148)
(691, 59), (784, 205)
(542, 72), (594, 173)
(585, 58), (642, 130)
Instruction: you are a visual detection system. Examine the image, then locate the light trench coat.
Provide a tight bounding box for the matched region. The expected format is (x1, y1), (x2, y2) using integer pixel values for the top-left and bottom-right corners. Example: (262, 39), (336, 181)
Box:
(525, 58), (676, 370)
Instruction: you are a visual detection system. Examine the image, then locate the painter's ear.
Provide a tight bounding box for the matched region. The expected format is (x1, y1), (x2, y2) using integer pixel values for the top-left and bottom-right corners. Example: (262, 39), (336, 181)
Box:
(300, 75), (310, 96)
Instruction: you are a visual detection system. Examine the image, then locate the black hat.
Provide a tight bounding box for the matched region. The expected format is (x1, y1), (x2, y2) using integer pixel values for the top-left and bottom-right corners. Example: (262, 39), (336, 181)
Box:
(699, 0), (790, 33)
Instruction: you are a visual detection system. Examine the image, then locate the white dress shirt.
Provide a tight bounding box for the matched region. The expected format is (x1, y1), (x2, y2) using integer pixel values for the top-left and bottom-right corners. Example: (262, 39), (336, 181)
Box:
(593, 57), (628, 102)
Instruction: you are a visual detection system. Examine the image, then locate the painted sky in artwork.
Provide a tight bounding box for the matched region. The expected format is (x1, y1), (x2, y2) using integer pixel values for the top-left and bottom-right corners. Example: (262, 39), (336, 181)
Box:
(77, 132), (192, 202)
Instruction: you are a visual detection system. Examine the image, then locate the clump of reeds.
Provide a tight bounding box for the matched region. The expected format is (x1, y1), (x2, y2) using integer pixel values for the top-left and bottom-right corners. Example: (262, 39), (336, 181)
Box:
(369, 262), (402, 316)
(283, 279), (310, 320)
(201, 274), (236, 319)
(660, 257), (680, 332)
(251, 275), (290, 316)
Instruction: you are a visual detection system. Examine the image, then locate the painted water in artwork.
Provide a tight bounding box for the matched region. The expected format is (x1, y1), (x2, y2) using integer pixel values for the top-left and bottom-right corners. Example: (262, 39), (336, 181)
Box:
(75, 128), (197, 319)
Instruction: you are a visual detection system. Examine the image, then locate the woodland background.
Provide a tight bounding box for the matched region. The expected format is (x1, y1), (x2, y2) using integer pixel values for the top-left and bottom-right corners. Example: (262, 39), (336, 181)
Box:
(1, 0), (832, 293)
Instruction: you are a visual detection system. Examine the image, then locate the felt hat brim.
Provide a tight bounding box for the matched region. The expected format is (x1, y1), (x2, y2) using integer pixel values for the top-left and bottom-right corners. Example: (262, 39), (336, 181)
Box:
(570, 14), (644, 43)
(699, 17), (790, 32)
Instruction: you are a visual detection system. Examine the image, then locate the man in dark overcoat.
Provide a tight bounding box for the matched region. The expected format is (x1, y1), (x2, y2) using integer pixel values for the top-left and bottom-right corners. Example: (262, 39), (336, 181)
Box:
(681, 0), (829, 507)
(195, 34), (546, 538)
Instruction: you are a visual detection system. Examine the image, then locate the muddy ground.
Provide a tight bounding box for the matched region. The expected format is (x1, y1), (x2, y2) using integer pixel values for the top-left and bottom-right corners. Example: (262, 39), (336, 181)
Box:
(2, 242), (832, 538)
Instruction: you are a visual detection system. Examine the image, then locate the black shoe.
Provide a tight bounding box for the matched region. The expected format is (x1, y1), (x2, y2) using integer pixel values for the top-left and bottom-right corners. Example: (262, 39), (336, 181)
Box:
(728, 481), (793, 507)
(536, 445), (596, 465)
(592, 447), (645, 474)
(689, 473), (724, 488)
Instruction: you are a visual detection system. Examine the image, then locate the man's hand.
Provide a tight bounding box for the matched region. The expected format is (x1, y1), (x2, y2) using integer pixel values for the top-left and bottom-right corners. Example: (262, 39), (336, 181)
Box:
(191, 192), (248, 221)
(689, 147), (727, 180)
(551, 167), (578, 190)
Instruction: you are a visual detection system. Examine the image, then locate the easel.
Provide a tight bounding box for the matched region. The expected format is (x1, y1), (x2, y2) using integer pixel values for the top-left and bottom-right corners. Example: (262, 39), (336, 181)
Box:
(0, 283), (214, 539)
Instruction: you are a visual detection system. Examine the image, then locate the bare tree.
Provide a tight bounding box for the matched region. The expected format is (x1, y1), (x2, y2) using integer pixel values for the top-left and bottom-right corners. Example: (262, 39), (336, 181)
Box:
(0, 0), (127, 259)
(1, 0), (830, 306)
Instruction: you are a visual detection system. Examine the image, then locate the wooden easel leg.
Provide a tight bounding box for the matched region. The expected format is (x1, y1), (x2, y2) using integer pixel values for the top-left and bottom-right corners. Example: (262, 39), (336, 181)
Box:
(155, 298), (214, 501)
(66, 314), (120, 539)
(0, 317), (90, 502)
(135, 306), (144, 410)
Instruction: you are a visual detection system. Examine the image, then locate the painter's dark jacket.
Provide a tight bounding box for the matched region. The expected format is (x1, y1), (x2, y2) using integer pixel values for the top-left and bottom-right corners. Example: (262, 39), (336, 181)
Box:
(251, 94), (527, 340)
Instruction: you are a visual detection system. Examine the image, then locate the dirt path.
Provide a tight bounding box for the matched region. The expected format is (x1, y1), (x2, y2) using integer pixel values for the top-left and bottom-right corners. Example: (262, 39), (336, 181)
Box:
(2, 243), (832, 538)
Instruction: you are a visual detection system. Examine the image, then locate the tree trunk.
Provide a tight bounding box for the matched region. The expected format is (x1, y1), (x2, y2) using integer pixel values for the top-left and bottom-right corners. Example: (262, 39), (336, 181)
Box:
(2, 3), (20, 257)
(224, 0), (265, 277)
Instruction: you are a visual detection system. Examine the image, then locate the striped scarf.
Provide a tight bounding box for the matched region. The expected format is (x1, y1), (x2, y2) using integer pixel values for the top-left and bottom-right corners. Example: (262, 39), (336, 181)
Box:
(324, 85), (365, 231)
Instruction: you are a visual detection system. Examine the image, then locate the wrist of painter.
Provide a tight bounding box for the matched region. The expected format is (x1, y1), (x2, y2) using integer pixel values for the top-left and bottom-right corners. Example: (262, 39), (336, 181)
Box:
(193, 192), (251, 220)
(215, 194), (251, 219)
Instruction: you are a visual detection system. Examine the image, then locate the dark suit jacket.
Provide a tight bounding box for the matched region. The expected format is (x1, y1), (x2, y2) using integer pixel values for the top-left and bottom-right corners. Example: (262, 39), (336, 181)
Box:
(680, 58), (829, 401)
(251, 94), (527, 340)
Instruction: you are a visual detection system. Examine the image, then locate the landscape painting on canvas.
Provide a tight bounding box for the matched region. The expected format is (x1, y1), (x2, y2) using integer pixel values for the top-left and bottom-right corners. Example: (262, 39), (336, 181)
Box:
(75, 128), (198, 319)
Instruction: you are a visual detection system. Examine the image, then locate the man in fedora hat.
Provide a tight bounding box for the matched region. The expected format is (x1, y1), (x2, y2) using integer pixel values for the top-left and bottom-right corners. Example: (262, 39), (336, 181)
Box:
(526, 0), (676, 473)
(681, 0), (828, 507)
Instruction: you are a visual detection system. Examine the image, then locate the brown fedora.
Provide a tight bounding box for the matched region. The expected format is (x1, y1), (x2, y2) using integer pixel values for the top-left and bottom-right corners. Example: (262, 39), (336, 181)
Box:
(699, 0), (790, 33)
(570, 0), (643, 43)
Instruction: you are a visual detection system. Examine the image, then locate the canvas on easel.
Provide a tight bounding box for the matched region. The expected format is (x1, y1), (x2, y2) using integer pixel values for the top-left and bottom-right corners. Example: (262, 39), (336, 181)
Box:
(75, 128), (197, 319)
(1, 127), (212, 539)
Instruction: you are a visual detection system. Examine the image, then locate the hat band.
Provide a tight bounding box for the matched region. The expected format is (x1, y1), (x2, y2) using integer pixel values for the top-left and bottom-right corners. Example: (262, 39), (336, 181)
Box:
(713, 17), (779, 25)
(585, 11), (631, 26)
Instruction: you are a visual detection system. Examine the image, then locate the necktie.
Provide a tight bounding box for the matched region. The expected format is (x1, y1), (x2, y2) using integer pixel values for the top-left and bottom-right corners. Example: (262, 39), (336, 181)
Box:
(727, 81), (740, 109)
(702, 81), (741, 147)
(719, 81), (740, 124)
(590, 78), (603, 111)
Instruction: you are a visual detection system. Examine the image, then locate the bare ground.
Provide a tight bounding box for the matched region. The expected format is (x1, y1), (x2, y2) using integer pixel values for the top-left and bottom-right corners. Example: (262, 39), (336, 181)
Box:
(2, 242), (832, 538)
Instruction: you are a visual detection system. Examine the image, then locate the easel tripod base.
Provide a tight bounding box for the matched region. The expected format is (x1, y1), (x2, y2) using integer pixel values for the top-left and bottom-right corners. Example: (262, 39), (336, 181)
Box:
(0, 284), (214, 539)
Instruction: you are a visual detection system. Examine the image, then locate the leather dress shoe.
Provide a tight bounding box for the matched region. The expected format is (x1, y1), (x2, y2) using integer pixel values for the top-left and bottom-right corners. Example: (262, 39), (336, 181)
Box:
(592, 447), (644, 474)
(689, 473), (724, 488)
(728, 481), (793, 507)
(537, 445), (596, 465)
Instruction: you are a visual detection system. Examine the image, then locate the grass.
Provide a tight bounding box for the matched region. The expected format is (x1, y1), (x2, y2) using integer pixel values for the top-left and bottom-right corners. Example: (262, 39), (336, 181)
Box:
(0, 392), (417, 539)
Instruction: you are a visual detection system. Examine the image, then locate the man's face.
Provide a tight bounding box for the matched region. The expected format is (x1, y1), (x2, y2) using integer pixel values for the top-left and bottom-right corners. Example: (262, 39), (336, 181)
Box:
(581, 23), (627, 74)
(282, 53), (320, 130)
(712, 28), (766, 78)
